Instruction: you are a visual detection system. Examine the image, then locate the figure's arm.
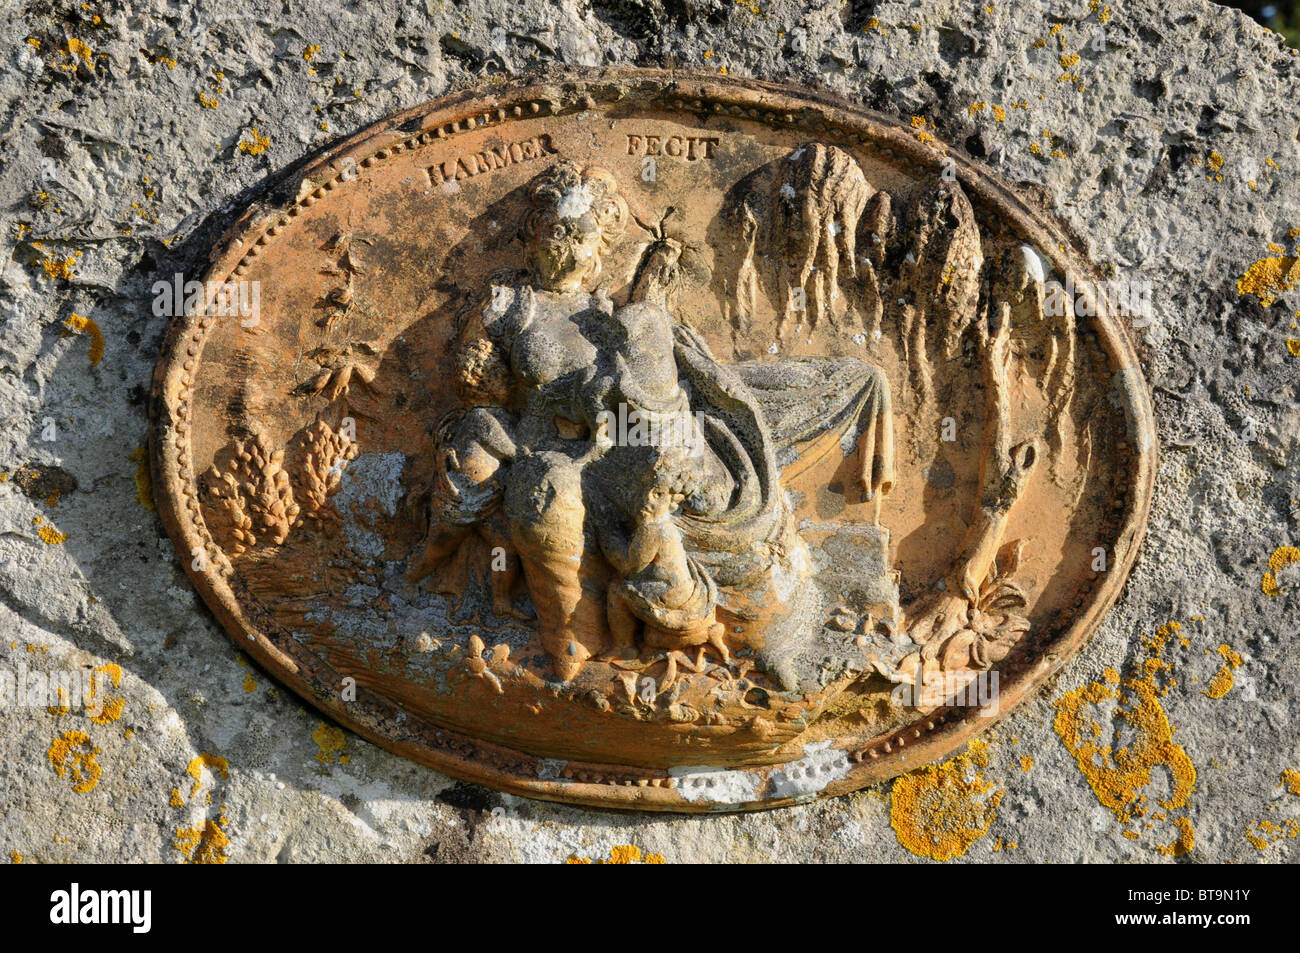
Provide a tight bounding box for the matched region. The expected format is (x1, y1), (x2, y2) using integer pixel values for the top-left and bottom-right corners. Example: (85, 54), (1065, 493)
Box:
(623, 523), (663, 576)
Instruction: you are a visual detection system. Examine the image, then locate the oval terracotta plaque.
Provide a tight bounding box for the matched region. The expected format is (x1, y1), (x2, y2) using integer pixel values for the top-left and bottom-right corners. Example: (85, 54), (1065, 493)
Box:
(151, 67), (1155, 812)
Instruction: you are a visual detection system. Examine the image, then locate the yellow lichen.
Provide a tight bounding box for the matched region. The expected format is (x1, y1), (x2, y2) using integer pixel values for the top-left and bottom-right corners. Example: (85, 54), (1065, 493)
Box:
(186, 752), (229, 798)
(1261, 546), (1299, 596)
(48, 731), (102, 793)
(1281, 769), (1300, 796)
(128, 446), (154, 510)
(238, 127), (270, 156)
(1245, 817), (1300, 850)
(88, 663), (124, 724)
(1059, 52), (1080, 69)
(41, 255), (77, 280)
(169, 787), (184, 807)
(991, 105), (1005, 121)
(1156, 817), (1195, 857)
(174, 809), (230, 864)
(243, 674), (257, 693)
(566, 844), (666, 864)
(1238, 256), (1299, 307)
(9, 850), (20, 863)
(1019, 755), (1033, 772)
(198, 91), (219, 109)
(63, 313), (104, 366)
(67, 37), (93, 65)
(1054, 630), (1197, 852)
(1202, 644), (1242, 699)
(38, 524), (68, 545)
(890, 739), (1003, 861)
(313, 722), (347, 763)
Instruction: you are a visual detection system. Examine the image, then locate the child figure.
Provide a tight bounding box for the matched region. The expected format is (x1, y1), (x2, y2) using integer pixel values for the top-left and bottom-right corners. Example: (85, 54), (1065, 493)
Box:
(406, 319), (529, 622)
(599, 447), (729, 662)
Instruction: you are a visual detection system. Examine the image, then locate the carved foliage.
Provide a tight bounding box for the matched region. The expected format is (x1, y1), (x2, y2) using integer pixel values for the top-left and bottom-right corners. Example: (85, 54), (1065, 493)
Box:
(293, 416), (359, 526)
(203, 433), (299, 556)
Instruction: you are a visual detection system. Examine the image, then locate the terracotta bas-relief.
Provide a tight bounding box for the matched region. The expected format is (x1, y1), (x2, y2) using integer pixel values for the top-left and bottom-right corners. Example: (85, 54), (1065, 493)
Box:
(151, 68), (1155, 812)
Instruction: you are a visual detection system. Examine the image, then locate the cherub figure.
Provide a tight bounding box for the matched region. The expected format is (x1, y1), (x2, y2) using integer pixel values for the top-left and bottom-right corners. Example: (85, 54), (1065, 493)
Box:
(406, 331), (527, 621)
(599, 446), (728, 663)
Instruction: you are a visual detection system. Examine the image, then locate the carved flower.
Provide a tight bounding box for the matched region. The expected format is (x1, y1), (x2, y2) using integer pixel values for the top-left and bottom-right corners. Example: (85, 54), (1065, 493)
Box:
(928, 540), (1031, 672)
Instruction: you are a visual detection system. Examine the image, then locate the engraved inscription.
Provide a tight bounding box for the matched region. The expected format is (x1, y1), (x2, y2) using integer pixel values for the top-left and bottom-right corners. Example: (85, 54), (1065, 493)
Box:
(625, 133), (720, 160)
(426, 133), (558, 186)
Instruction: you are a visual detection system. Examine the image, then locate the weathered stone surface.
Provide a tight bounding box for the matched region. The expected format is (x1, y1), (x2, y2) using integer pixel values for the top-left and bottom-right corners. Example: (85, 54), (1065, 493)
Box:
(1, 0), (1298, 862)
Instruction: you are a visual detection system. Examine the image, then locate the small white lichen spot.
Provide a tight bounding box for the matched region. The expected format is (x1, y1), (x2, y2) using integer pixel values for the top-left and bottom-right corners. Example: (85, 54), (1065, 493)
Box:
(1019, 244), (1046, 284)
(767, 342), (779, 355)
(556, 184), (594, 219)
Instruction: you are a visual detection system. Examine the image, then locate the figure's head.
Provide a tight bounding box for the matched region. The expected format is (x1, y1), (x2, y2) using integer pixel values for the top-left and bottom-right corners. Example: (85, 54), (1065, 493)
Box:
(523, 162), (628, 292)
(638, 446), (699, 522)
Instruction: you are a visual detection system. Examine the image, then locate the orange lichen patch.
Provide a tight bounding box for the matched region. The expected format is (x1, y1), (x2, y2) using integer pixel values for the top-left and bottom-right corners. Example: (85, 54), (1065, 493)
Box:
(37, 523), (68, 545)
(9, 851), (20, 863)
(1281, 769), (1300, 796)
(1288, 338), (1300, 356)
(566, 844), (666, 864)
(1202, 644), (1242, 699)
(1059, 52), (1080, 69)
(186, 752), (229, 798)
(243, 673), (257, 693)
(302, 44), (320, 60)
(1261, 546), (1299, 596)
(169, 787), (184, 807)
(238, 127), (270, 156)
(1156, 817), (1195, 857)
(63, 313), (104, 366)
(968, 101), (987, 116)
(41, 255), (77, 280)
(1141, 620), (1184, 654)
(1245, 818), (1300, 850)
(909, 115), (936, 145)
(890, 739), (1003, 861)
(1053, 641), (1196, 849)
(88, 663), (124, 724)
(47, 730), (102, 793)
(1238, 256), (1300, 307)
(174, 809), (231, 864)
(67, 37), (94, 65)
(312, 722), (348, 764)
(198, 91), (219, 109)
(127, 446), (154, 510)
(1019, 755), (1033, 772)
(991, 105), (1005, 121)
